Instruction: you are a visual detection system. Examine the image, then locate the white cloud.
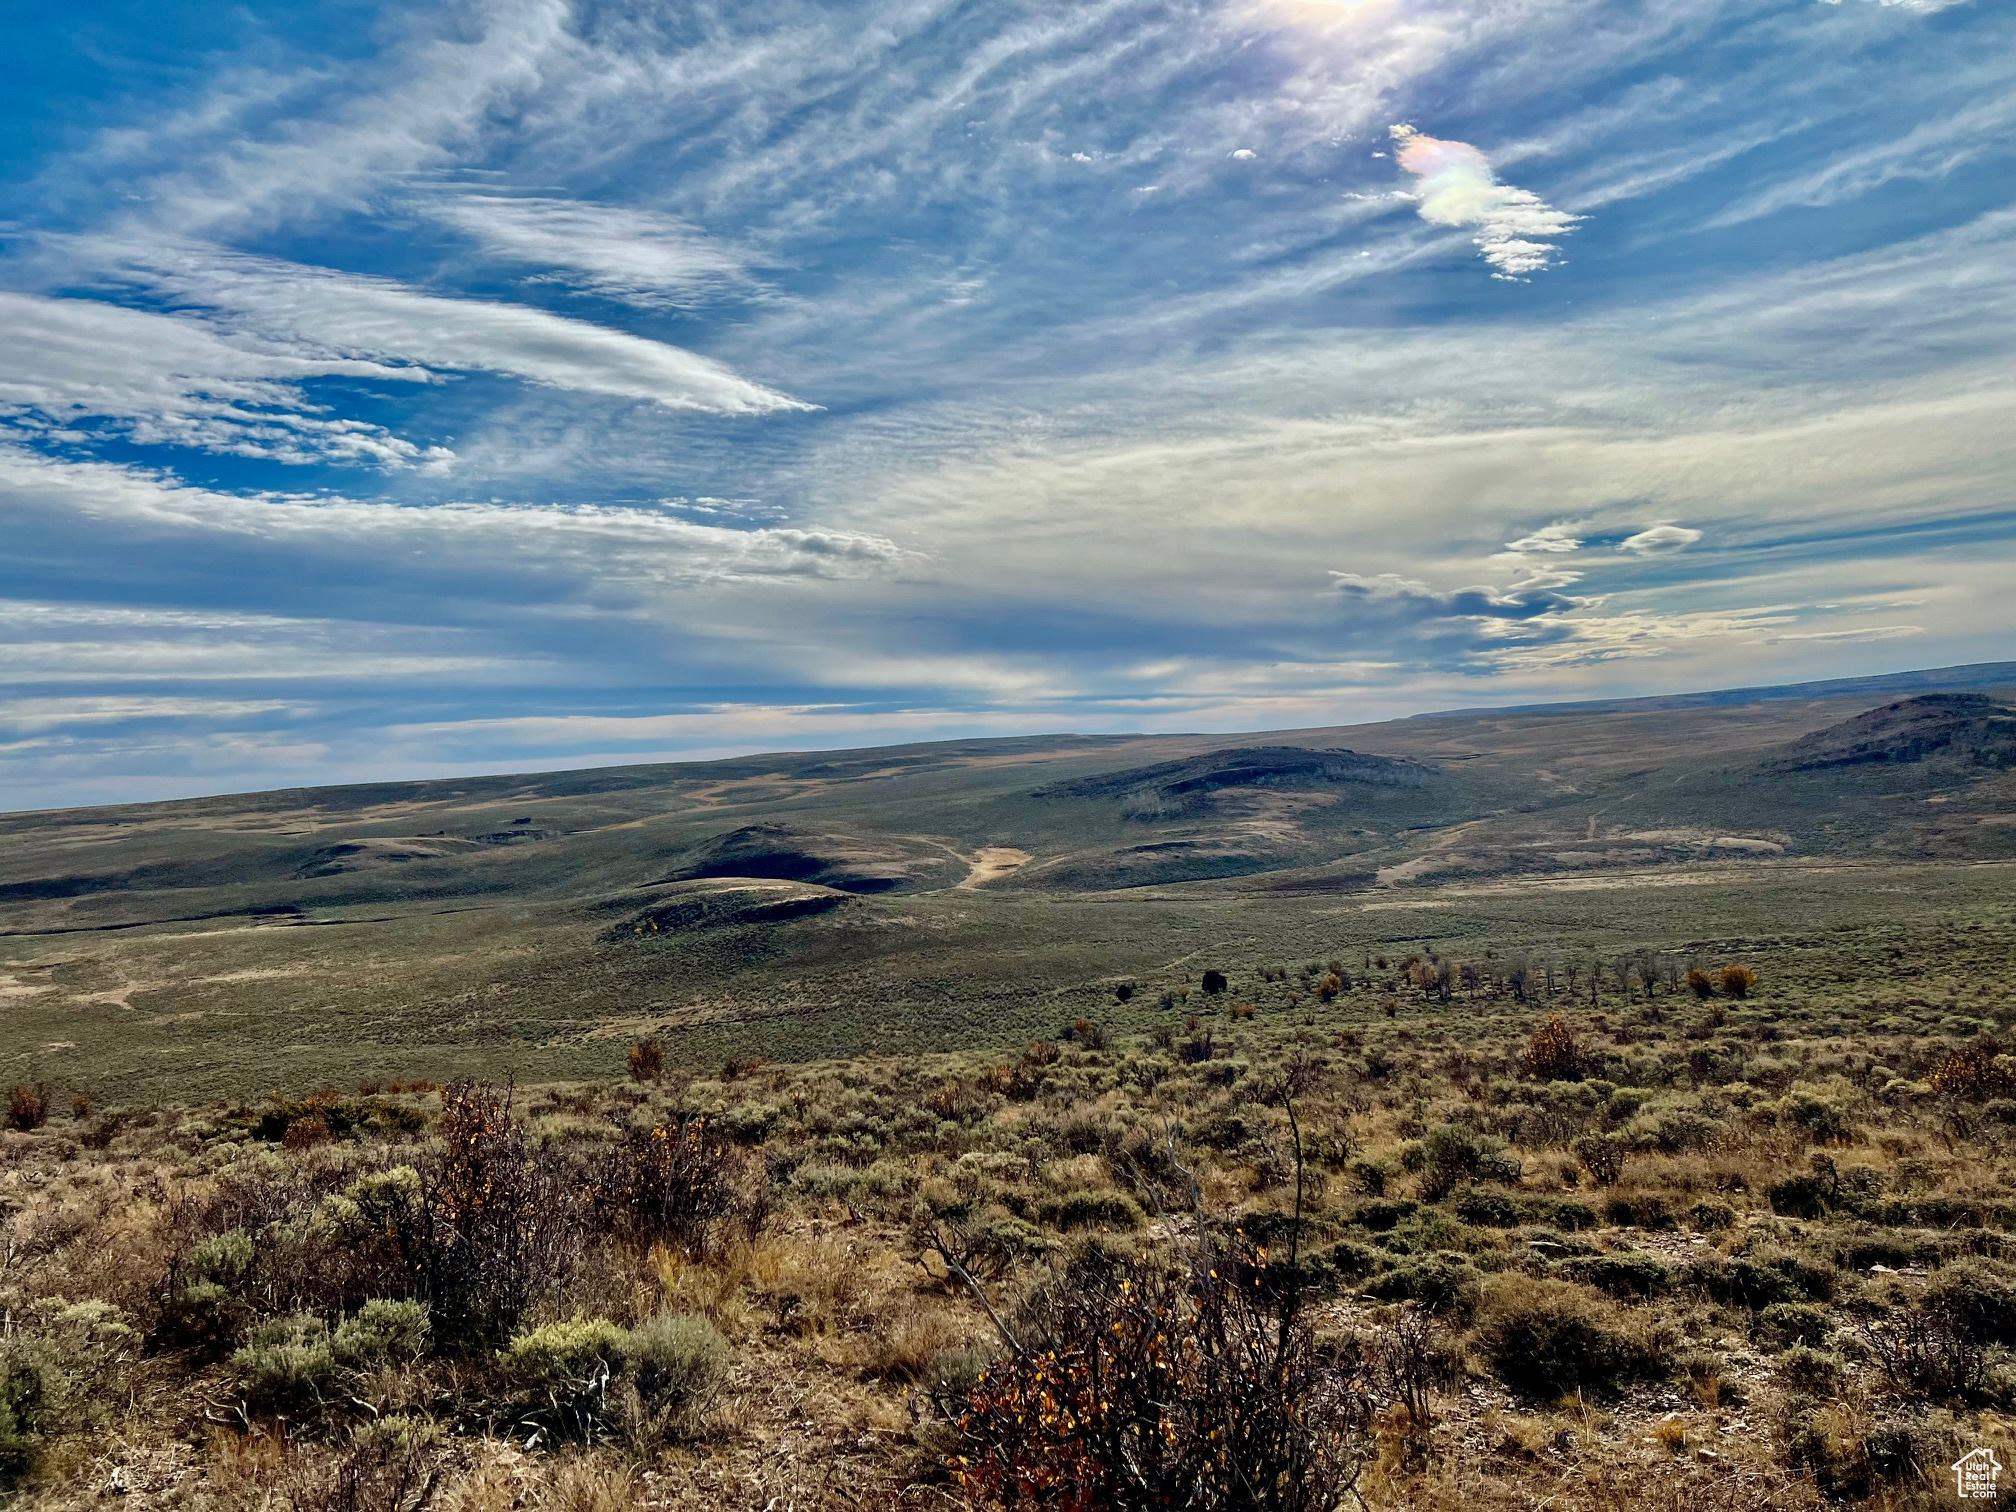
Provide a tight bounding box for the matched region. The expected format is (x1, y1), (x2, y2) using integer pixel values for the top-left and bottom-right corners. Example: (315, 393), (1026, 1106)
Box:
(1620, 524), (1703, 553)
(1821, 0), (1970, 11)
(428, 196), (760, 310)
(0, 599), (507, 686)
(0, 447), (910, 587)
(1506, 523), (1583, 553)
(1389, 124), (1580, 278)
(1229, 148), (1257, 161)
(1329, 571), (1431, 598)
(86, 0), (575, 241)
(104, 244), (813, 417)
(0, 696), (299, 732)
(0, 292), (445, 467)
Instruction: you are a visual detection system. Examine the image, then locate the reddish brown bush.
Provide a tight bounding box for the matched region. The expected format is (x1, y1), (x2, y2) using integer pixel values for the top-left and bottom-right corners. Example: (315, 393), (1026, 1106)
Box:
(1685, 968), (1715, 999)
(592, 1115), (759, 1257)
(417, 1082), (587, 1350)
(281, 1113), (332, 1151)
(1718, 965), (1758, 999)
(927, 1081), (966, 1119)
(1520, 1016), (1587, 1082)
(6, 1083), (48, 1131)
(943, 1243), (1369, 1511)
(627, 1036), (665, 1082)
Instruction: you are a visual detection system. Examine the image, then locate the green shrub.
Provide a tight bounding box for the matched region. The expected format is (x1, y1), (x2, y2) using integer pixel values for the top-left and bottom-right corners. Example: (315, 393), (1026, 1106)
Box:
(1823, 1226), (1938, 1272)
(332, 1300), (431, 1368)
(1559, 1251), (1671, 1299)
(1783, 1407), (1957, 1501)
(627, 1313), (727, 1416)
(1756, 1301), (1834, 1348)
(1346, 1159), (1390, 1197)
(1923, 1258), (2016, 1346)
(1345, 1199), (1420, 1234)
(1303, 1240), (1380, 1293)
(1472, 1276), (1667, 1399)
(344, 1165), (422, 1225)
(1687, 1250), (1835, 1309)
(0, 1301), (141, 1460)
(233, 1314), (339, 1416)
(1529, 1198), (1598, 1231)
(1600, 1195), (1674, 1230)
(190, 1227), (256, 1284)
(1774, 1091), (1855, 1145)
(0, 1353), (40, 1486)
(1035, 1189), (1146, 1232)
(1453, 1189), (1522, 1228)
(503, 1317), (630, 1391)
(502, 1314), (728, 1445)
(155, 1280), (245, 1358)
(1767, 1174), (1833, 1219)
(1569, 1132), (1628, 1187)
(1688, 1198), (1737, 1232)
(1777, 1344), (1846, 1397)
(1362, 1253), (1476, 1315)
(1376, 1208), (1475, 1257)
(247, 1096), (424, 1144)
(156, 1227), (260, 1357)
(1401, 1125), (1520, 1202)
(501, 1318), (631, 1443)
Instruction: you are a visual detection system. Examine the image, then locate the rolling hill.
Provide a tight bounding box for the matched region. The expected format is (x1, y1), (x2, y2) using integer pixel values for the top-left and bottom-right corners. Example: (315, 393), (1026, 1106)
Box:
(2, 661), (2012, 1098)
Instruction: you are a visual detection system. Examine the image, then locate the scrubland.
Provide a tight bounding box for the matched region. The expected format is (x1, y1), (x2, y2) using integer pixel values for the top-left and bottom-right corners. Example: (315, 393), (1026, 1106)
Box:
(6, 912), (2016, 1510)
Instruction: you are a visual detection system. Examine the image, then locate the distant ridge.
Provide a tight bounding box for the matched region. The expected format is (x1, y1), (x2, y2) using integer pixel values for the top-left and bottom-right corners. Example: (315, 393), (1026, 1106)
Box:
(8, 660), (2015, 822)
(1764, 693), (2016, 773)
(1412, 660), (2016, 721)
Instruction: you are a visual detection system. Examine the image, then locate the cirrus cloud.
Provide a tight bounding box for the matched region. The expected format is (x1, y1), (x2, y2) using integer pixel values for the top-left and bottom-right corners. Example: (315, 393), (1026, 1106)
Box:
(427, 195), (764, 310)
(0, 291), (445, 467)
(99, 243), (814, 418)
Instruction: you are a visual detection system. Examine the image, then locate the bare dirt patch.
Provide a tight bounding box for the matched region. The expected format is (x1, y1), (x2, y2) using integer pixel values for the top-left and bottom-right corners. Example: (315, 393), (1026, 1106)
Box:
(958, 846), (1031, 888)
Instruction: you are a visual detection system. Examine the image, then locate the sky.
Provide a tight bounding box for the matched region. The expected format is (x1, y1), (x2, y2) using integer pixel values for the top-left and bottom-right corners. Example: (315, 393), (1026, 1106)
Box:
(2, 0), (2012, 810)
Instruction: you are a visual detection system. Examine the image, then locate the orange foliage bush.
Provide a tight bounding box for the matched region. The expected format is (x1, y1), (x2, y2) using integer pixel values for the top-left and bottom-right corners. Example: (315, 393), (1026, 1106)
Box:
(1718, 965), (1758, 999)
(1929, 1042), (2016, 1102)
(627, 1036), (665, 1082)
(1519, 1016), (1587, 1082)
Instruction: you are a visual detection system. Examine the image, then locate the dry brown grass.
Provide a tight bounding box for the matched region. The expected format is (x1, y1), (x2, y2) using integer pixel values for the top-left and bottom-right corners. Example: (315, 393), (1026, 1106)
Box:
(11, 916), (2016, 1511)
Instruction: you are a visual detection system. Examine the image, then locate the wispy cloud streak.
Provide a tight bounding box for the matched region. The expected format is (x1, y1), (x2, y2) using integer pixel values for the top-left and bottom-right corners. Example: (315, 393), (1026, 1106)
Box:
(428, 196), (763, 309)
(103, 245), (812, 416)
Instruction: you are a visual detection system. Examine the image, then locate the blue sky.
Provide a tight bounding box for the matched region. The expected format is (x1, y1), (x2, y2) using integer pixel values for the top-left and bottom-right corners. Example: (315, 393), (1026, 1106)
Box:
(2, 0), (2011, 808)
